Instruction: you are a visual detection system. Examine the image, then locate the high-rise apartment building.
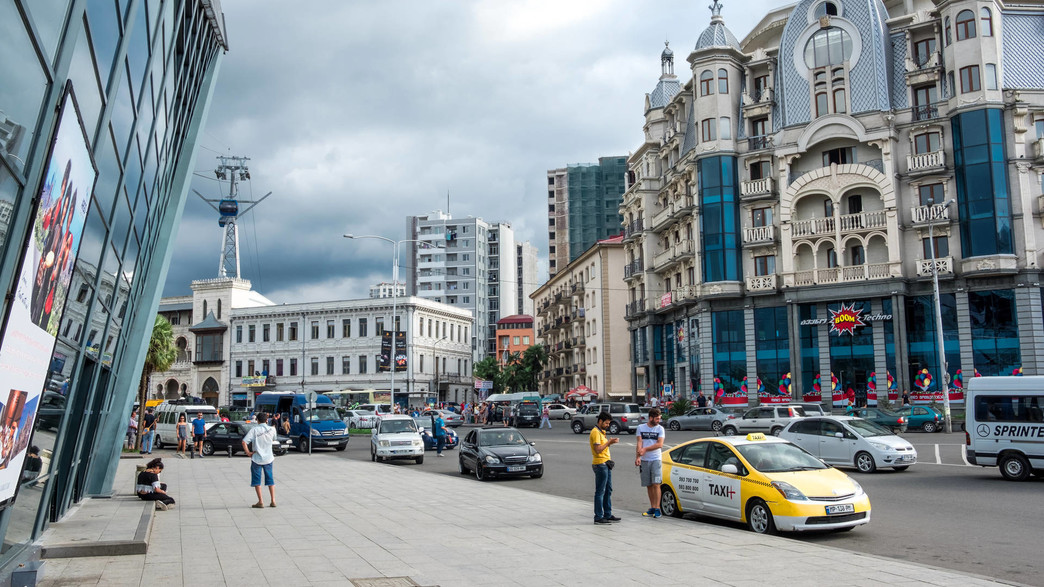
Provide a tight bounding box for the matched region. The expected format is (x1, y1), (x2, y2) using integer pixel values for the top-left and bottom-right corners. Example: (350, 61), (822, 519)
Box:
(405, 211), (537, 361)
(369, 281), (406, 299)
(547, 157), (628, 275)
(516, 241), (538, 316)
(0, 0), (227, 568)
(621, 0), (1044, 407)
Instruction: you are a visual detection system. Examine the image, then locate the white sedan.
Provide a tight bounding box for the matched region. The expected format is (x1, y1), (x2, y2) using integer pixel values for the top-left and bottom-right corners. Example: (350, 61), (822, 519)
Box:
(344, 409), (378, 429)
(545, 403), (576, 420)
(779, 415), (917, 473)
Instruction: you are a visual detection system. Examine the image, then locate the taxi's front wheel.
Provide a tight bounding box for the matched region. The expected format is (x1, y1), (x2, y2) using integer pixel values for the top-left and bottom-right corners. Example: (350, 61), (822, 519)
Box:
(660, 486), (682, 518)
(746, 499), (776, 535)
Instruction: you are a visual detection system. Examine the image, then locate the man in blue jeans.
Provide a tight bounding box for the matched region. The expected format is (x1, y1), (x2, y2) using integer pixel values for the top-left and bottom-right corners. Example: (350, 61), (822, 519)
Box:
(242, 412), (277, 508)
(433, 412), (449, 457)
(590, 412), (620, 524)
(140, 408), (156, 454)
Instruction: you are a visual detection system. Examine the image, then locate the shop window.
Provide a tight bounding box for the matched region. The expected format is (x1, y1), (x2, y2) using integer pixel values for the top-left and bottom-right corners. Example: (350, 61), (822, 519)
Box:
(956, 9), (976, 41)
(700, 70), (714, 96)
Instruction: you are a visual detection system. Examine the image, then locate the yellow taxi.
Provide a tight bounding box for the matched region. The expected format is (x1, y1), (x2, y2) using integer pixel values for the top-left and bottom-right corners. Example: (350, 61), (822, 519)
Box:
(660, 433), (871, 534)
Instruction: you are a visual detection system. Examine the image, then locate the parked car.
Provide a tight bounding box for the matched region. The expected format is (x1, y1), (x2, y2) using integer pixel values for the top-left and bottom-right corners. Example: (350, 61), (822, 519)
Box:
(659, 433), (871, 533)
(412, 416), (459, 451)
(893, 405), (944, 432)
(357, 404), (394, 418)
(789, 402), (827, 416)
(422, 409), (463, 428)
(846, 407), (907, 433)
(571, 403), (646, 435)
(344, 409), (378, 429)
(666, 407), (735, 432)
(201, 421), (291, 457)
(370, 415), (425, 464)
(37, 391), (67, 431)
(458, 427), (543, 480)
(508, 402), (541, 428)
(780, 416), (917, 473)
(544, 403), (576, 420)
(721, 405), (808, 436)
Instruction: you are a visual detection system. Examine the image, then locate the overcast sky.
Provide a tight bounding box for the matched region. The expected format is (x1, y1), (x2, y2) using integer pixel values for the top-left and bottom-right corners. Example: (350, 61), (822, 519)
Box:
(163, 0), (779, 303)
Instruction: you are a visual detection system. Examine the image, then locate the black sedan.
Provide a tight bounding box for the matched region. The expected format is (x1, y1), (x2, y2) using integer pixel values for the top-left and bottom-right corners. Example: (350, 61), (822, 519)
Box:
(458, 427), (543, 481)
(847, 407), (908, 433)
(201, 422), (291, 456)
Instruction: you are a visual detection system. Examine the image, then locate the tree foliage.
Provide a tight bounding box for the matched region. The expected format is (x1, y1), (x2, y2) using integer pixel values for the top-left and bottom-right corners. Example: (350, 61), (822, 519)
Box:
(134, 315), (177, 447)
(473, 345), (549, 393)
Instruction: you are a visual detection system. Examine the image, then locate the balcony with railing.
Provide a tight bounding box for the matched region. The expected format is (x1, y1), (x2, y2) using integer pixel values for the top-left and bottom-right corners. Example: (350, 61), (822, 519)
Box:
(650, 202), (677, 232)
(625, 299), (647, 318)
(672, 196), (697, 218)
(786, 262), (897, 286)
(838, 210), (887, 232)
(742, 88), (774, 118)
(623, 218), (644, 240)
(741, 176), (774, 198)
(1034, 138), (1044, 163)
(911, 203), (951, 225)
(917, 256), (953, 277)
(905, 50), (942, 85)
(912, 104), (939, 122)
(747, 135), (772, 151)
(791, 216), (835, 238)
(746, 274), (777, 293)
(623, 258), (644, 279)
(907, 150), (945, 175)
(743, 224), (776, 245)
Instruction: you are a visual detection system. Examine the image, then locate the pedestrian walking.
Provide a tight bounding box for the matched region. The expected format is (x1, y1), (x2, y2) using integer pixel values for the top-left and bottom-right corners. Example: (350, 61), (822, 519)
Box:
(635, 408), (666, 518)
(902, 389), (911, 406)
(176, 414), (190, 458)
(433, 412), (449, 457)
(140, 408), (156, 454)
(136, 458), (175, 510)
(540, 405), (552, 429)
(590, 412), (620, 525)
(191, 412), (207, 458)
(126, 410), (138, 450)
(242, 411), (277, 508)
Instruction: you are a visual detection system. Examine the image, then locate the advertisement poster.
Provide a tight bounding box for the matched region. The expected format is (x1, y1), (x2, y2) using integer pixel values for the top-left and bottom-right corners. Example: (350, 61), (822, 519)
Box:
(378, 331), (407, 373)
(0, 86), (94, 507)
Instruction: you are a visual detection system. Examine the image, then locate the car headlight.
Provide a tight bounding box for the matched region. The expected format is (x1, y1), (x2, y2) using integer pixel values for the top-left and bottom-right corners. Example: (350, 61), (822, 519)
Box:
(484, 455), (500, 464)
(412, 439), (423, 447)
(379, 440), (390, 447)
(528, 453), (542, 463)
(310, 428), (322, 436)
(868, 442), (889, 451)
(771, 480), (807, 501)
(850, 478), (864, 496)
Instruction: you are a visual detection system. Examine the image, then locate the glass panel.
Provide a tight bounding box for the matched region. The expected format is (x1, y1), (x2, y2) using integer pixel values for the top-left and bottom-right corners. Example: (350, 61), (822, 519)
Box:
(66, 27), (104, 141)
(24, 0), (69, 68)
(92, 127), (120, 215)
(0, 166), (20, 260)
(109, 63), (136, 157)
(86, 0), (121, 86)
(0, 0), (48, 164)
(126, 2), (149, 100)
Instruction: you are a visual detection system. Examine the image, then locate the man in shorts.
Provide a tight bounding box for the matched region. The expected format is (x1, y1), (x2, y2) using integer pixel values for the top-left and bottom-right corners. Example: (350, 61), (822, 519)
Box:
(635, 408), (666, 518)
(242, 411), (277, 508)
(191, 412), (208, 458)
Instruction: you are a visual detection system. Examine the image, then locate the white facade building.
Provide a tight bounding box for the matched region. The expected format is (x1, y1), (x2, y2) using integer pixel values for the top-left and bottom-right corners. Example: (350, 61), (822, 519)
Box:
(369, 281), (406, 299)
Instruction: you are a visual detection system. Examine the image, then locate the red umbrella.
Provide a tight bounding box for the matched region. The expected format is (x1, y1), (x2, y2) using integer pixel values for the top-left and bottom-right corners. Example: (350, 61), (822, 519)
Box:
(566, 385), (598, 399)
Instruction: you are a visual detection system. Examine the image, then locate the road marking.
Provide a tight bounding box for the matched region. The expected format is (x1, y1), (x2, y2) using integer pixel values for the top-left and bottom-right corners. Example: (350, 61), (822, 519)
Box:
(935, 444), (941, 464)
(960, 444), (971, 467)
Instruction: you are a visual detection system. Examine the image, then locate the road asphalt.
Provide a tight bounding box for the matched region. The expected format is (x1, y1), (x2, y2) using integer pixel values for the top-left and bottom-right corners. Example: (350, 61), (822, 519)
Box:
(32, 448), (1018, 587)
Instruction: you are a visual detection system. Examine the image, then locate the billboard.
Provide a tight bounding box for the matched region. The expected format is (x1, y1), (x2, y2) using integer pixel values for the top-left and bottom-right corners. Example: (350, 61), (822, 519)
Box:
(0, 85), (95, 507)
(378, 330), (406, 373)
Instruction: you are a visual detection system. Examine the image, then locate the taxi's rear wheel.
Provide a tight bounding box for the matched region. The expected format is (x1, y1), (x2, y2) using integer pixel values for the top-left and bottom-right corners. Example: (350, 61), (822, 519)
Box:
(660, 486), (682, 518)
(746, 499), (776, 535)
(855, 451), (877, 473)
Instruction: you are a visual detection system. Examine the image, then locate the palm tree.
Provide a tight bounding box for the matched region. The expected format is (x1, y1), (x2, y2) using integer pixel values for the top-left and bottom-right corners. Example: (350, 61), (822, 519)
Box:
(135, 315), (177, 448)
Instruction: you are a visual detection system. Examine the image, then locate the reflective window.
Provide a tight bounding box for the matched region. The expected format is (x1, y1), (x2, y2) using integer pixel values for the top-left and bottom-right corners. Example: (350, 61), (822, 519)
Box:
(955, 9), (976, 41)
(25, 0), (69, 68)
(953, 109), (1012, 256)
(66, 30), (104, 141)
(0, 166), (20, 259)
(804, 27), (852, 69)
(126, 3), (149, 100)
(91, 127), (120, 215)
(109, 64), (136, 157)
(969, 290), (1020, 376)
(0, 0), (48, 164)
(699, 70), (714, 96)
(86, 0), (121, 85)
(981, 8), (993, 37)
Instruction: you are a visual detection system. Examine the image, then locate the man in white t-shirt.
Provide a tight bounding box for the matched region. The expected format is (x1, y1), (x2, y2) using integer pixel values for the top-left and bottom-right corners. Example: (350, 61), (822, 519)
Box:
(242, 412), (277, 508)
(634, 408), (666, 518)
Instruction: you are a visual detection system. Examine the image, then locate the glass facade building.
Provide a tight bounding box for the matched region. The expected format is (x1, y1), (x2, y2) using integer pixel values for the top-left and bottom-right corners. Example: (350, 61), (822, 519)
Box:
(547, 156), (627, 275)
(0, 0), (226, 567)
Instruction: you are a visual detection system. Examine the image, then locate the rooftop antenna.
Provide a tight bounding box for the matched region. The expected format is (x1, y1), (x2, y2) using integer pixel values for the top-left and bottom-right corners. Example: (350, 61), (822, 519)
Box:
(193, 155), (272, 279)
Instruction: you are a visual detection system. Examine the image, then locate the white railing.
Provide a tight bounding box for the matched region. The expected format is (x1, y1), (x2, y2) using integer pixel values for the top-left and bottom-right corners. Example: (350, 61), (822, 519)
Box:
(678, 285), (699, 300)
(650, 204), (675, 230)
(674, 239), (695, 257)
(905, 51), (940, 72)
(741, 177), (774, 197)
(907, 150), (945, 173)
(788, 265), (897, 285)
(652, 248), (673, 269)
(917, 257), (953, 276)
(791, 217), (835, 238)
(1034, 138), (1044, 161)
(743, 225), (776, 243)
(746, 275), (777, 291)
(839, 210), (887, 231)
(911, 204), (950, 224)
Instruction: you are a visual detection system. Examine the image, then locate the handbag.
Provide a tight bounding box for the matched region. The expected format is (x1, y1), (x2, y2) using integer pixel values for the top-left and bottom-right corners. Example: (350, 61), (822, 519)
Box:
(605, 459), (615, 470)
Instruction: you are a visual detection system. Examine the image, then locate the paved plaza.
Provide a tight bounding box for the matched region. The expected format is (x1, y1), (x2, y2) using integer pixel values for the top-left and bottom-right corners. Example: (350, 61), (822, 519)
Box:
(34, 452), (1012, 586)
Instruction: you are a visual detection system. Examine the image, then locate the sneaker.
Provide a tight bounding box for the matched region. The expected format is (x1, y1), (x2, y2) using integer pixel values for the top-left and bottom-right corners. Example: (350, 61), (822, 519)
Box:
(167, 503), (176, 510)
(654, 509), (662, 518)
(593, 518), (611, 525)
(606, 515), (622, 522)
(437, 453), (444, 457)
(155, 502), (168, 511)
(643, 508), (655, 516)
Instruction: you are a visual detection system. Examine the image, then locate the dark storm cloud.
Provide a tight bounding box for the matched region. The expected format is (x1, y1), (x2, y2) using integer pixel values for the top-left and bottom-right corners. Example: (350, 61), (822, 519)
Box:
(164, 0), (775, 303)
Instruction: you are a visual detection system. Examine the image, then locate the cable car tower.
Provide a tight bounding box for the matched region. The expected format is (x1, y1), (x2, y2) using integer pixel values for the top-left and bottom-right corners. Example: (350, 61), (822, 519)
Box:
(193, 155), (271, 278)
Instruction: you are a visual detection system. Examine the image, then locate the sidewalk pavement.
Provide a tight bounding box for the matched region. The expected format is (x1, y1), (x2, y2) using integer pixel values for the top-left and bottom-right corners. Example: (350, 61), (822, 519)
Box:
(37, 452), (1009, 587)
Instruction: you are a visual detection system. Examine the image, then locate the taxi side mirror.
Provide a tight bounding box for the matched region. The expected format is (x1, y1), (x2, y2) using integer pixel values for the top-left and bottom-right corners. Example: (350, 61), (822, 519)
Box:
(721, 463), (739, 474)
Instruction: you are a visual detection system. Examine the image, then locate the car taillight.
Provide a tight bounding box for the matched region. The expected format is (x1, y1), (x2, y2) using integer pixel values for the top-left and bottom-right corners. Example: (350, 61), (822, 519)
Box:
(965, 431), (971, 445)
(621, 417), (628, 423)
(899, 417), (905, 424)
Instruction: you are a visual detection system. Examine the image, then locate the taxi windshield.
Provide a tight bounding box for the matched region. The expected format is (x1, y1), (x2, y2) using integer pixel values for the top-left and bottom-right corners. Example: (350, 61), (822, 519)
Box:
(737, 442), (828, 473)
(845, 418), (892, 437)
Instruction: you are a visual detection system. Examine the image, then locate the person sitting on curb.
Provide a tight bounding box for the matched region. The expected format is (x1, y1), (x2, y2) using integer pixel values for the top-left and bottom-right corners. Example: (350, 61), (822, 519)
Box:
(136, 458), (175, 511)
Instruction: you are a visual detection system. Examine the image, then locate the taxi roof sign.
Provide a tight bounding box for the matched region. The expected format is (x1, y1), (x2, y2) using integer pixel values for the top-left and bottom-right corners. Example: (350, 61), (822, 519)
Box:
(746, 433), (768, 441)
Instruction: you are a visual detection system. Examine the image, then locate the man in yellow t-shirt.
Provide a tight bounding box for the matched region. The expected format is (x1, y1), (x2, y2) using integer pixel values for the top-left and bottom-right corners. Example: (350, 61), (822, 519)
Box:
(590, 412), (620, 524)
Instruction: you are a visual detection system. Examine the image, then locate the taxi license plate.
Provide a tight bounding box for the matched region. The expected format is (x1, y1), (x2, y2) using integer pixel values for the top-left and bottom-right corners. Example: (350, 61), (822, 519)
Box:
(825, 504), (855, 515)
(507, 465), (526, 472)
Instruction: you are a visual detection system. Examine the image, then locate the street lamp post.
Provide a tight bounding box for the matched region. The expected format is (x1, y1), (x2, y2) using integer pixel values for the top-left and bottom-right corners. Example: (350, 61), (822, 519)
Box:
(927, 198), (955, 433)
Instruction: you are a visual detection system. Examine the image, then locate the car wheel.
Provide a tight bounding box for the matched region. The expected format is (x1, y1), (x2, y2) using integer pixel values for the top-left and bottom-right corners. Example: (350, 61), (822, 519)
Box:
(608, 422), (621, 435)
(922, 421), (938, 433)
(770, 426), (783, 436)
(571, 421), (583, 434)
(201, 440), (214, 456)
(415, 455), (424, 465)
(711, 421), (723, 432)
(1000, 453), (1031, 481)
(296, 437), (310, 452)
(746, 499), (776, 535)
(458, 457), (469, 475)
(669, 421), (681, 431)
(476, 464), (487, 481)
(893, 465), (910, 472)
(370, 446), (376, 462)
(722, 426), (737, 436)
(855, 451), (877, 473)
(660, 486), (682, 518)
(562, 413), (571, 420)
(154, 435), (163, 450)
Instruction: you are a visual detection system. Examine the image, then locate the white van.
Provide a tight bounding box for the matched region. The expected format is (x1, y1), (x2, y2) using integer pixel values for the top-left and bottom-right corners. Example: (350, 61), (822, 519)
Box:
(153, 402), (220, 449)
(966, 376), (1044, 481)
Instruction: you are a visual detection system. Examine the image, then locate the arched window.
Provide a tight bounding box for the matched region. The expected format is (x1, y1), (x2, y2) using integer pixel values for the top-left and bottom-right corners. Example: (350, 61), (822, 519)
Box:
(804, 27), (852, 68)
(980, 7), (992, 37)
(717, 68), (729, 94)
(814, 1), (839, 18)
(699, 70), (714, 96)
(956, 10), (976, 40)
(815, 92), (828, 117)
(944, 17), (952, 45)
